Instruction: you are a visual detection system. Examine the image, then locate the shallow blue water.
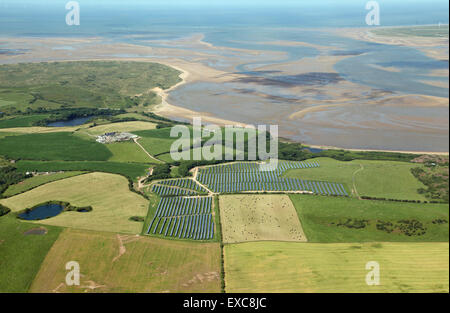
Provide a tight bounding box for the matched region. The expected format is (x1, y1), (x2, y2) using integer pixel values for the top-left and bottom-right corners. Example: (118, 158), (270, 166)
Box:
(47, 116), (93, 127)
(18, 204), (63, 220)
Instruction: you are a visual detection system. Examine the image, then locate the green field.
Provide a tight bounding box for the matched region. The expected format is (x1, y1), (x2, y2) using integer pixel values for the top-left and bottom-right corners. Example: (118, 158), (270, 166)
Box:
(14, 160), (149, 181)
(106, 142), (153, 163)
(134, 128), (189, 157)
(0, 61), (182, 113)
(30, 228), (221, 293)
(3, 171), (86, 197)
(0, 214), (62, 292)
(219, 195), (307, 243)
(290, 194), (449, 243)
(0, 172), (149, 234)
(224, 241), (449, 293)
(0, 132), (112, 161)
(284, 157), (427, 201)
(0, 114), (50, 128)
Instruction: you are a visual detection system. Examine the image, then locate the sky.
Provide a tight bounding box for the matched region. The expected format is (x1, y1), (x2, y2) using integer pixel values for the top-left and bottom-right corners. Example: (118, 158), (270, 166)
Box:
(1, 0), (448, 7)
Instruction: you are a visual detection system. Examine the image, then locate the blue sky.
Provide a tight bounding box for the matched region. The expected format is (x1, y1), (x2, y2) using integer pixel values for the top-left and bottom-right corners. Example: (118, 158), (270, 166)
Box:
(1, 0), (448, 7)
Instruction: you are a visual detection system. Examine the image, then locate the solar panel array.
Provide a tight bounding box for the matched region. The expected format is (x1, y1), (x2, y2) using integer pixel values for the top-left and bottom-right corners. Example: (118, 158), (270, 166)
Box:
(151, 184), (198, 197)
(157, 178), (208, 193)
(147, 197), (214, 240)
(196, 161), (348, 196)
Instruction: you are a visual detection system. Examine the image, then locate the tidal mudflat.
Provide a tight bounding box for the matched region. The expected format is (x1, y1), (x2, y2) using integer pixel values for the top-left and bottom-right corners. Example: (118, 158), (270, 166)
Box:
(0, 25), (448, 152)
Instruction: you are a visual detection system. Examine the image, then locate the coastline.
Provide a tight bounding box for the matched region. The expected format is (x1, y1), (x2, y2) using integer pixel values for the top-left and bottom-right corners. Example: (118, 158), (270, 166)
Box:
(157, 61), (449, 156)
(0, 33), (447, 155)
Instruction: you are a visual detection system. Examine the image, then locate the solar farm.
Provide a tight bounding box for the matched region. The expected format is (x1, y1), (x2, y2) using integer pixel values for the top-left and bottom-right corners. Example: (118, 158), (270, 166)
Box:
(147, 196), (214, 240)
(151, 178), (209, 197)
(196, 161), (348, 196)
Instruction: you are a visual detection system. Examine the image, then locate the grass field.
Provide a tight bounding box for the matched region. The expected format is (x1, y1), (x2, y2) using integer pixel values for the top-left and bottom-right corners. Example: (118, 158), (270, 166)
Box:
(284, 157), (427, 201)
(0, 132), (112, 161)
(219, 195), (307, 243)
(0, 114), (50, 128)
(81, 121), (157, 136)
(14, 160), (149, 181)
(290, 194), (449, 242)
(106, 142), (153, 163)
(0, 173), (148, 234)
(0, 61), (182, 113)
(0, 214), (62, 292)
(224, 241), (449, 293)
(30, 228), (221, 293)
(134, 127), (188, 157)
(3, 171), (86, 197)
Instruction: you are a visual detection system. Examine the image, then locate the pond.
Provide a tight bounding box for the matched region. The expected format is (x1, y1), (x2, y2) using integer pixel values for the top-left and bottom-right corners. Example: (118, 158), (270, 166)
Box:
(47, 116), (94, 127)
(18, 203), (64, 220)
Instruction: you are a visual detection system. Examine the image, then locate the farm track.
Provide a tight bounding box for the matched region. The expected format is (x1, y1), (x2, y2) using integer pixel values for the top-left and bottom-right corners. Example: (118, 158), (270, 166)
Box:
(352, 164), (364, 199)
(134, 138), (164, 164)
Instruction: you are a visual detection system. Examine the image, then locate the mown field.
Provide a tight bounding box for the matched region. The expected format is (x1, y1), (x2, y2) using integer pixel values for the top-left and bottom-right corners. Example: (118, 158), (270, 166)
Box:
(14, 160), (149, 181)
(3, 171), (86, 197)
(30, 228), (221, 293)
(284, 157), (427, 201)
(290, 194), (449, 242)
(0, 61), (182, 113)
(0, 172), (149, 234)
(219, 195), (306, 243)
(224, 241), (449, 293)
(0, 214), (62, 292)
(81, 121), (157, 136)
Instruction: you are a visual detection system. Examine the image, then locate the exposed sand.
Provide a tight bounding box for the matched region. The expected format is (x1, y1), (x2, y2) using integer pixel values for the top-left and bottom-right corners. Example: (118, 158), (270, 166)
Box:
(306, 143), (449, 156)
(331, 26), (449, 61)
(0, 33), (447, 154)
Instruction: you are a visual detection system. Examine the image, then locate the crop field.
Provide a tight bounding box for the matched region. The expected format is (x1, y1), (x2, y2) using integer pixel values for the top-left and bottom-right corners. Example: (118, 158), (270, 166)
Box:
(30, 228), (221, 293)
(290, 194), (449, 242)
(224, 241), (449, 293)
(147, 197), (214, 240)
(0, 214), (62, 292)
(3, 171), (86, 197)
(0, 172), (148, 234)
(283, 157), (427, 200)
(14, 160), (149, 181)
(219, 194), (307, 243)
(0, 61), (182, 113)
(0, 132), (112, 161)
(196, 161), (348, 195)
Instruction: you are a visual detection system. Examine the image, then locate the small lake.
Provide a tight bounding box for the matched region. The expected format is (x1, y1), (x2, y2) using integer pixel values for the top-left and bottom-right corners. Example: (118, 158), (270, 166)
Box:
(47, 116), (94, 127)
(18, 203), (63, 220)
